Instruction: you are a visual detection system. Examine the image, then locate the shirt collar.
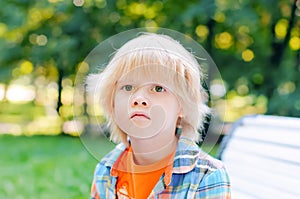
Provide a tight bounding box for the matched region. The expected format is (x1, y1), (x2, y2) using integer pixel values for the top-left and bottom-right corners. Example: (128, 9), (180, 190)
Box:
(101, 136), (200, 176)
(101, 143), (126, 169)
(172, 136), (201, 173)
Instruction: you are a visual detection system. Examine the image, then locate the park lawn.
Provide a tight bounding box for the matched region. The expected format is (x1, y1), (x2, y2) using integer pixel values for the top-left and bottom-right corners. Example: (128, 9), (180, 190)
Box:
(0, 135), (115, 199)
(0, 135), (219, 199)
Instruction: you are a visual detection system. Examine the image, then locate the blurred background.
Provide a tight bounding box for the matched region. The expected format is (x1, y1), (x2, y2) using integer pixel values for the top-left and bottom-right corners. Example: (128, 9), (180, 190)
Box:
(0, 0), (299, 198)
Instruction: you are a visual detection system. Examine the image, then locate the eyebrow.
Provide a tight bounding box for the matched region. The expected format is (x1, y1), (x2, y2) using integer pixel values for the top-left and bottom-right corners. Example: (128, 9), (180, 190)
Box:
(116, 79), (136, 85)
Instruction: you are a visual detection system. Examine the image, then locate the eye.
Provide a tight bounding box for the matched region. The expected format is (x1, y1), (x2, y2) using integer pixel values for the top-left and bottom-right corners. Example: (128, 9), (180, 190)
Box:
(152, 85), (166, 93)
(122, 85), (133, 91)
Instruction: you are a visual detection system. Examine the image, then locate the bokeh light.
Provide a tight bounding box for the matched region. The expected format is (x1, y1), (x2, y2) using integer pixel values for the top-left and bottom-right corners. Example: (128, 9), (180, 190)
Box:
(6, 85), (36, 103)
(215, 32), (234, 49)
(289, 37), (300, 50)
(242, 49), (255, 62)
(195, 25), (209, 41)
(275, 19), (288, 39)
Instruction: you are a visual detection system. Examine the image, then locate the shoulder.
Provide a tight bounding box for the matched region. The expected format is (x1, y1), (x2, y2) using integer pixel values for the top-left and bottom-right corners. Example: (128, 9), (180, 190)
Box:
(196, 155), (231, 197)
(174, 136), (224, 172)
(170, 137), (230, 196)
(188, 148), (229, 184)
(193, 149), (231, 197)
(195, 150), (231, 196)
(174, 136), (229, 181)
(196, 150), (225, 174)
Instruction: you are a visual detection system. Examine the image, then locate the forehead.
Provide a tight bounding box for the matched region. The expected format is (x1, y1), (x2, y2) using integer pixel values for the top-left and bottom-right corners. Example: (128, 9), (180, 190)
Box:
(117, 64), (183, 88)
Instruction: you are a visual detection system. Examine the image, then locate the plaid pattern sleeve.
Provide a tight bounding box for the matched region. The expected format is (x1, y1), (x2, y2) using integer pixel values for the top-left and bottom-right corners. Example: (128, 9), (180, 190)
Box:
(90, 180), (101, 199)
(197, 167), (231, 198)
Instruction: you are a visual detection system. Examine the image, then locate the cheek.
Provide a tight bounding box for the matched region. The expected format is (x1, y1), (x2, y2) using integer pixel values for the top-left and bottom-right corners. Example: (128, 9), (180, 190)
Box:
(113, 93), (129, 115)
(155, 97), (180, 119)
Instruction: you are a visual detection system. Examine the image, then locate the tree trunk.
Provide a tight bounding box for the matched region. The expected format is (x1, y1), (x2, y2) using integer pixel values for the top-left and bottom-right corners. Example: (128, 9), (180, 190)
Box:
(56, 68), (64, 115)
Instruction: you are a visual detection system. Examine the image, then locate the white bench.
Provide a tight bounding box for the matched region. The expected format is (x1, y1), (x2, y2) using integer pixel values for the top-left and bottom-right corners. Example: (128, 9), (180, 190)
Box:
(218, 114), (300, 199)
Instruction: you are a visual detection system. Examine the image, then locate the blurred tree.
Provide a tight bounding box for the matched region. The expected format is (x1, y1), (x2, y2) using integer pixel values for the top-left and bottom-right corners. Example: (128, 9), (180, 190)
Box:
(0, 0), (299, 124)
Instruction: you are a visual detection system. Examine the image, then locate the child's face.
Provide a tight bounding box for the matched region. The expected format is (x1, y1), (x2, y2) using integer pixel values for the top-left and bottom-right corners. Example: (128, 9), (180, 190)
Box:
(113, 66), (181, 139)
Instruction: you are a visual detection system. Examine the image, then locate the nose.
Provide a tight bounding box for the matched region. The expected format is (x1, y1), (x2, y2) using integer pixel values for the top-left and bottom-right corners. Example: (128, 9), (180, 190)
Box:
(130, 86), (150, 107)
(131, 96), (149, 107)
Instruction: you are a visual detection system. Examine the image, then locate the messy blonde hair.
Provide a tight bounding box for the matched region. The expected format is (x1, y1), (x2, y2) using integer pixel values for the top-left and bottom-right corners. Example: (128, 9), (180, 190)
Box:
(87, 33), (210, 144)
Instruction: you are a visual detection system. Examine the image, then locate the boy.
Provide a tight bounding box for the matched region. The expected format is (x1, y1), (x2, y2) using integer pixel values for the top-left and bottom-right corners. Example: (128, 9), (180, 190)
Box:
(87, 32), (230, 198)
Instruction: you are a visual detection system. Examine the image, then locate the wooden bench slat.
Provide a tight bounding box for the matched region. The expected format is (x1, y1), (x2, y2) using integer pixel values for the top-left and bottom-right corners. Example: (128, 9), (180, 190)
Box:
(218, 115), (300, 199)
(224, 152), (300, 191)
(233, 126), (300, 148)
(224, 136), (300, 164)
(241, 115), (300, 129)
(223, 149), (300, 179)
(230, 176), (299, 199)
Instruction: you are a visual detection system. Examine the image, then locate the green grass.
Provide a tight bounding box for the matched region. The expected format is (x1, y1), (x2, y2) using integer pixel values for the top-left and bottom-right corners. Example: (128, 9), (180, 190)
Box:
(0, 135), (219, 199)
(0, 135), (115, 199)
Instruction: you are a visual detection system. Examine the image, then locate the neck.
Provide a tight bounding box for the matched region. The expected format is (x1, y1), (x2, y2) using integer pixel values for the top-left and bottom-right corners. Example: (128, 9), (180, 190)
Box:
(129, 134), (178, 165)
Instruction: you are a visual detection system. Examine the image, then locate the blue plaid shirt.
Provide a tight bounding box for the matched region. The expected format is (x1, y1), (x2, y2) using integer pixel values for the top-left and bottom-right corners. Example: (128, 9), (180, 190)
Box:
(91, 136), (231, 198)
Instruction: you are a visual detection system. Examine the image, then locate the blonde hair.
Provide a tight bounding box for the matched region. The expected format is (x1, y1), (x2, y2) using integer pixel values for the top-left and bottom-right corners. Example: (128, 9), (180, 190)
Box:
(87, 33), (210, 144)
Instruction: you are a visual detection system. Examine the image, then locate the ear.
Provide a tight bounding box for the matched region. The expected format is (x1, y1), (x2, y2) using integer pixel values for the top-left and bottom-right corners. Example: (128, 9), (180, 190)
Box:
(176, 114), (182, 127)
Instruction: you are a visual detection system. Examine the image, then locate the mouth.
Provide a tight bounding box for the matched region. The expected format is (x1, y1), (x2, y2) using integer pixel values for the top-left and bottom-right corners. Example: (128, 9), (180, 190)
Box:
(130, 113), (151, 120)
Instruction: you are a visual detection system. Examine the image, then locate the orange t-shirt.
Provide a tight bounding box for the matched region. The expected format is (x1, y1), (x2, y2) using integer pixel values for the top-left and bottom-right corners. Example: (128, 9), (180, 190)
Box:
(111, 147), (175, 199)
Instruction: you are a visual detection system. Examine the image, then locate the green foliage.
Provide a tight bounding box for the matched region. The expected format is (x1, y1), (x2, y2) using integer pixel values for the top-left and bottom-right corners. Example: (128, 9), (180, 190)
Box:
(0, 101), (44, 122)
(0, 0), (299, 122)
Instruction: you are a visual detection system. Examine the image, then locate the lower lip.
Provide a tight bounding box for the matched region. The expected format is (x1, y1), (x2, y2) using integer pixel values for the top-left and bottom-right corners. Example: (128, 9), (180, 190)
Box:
(131, 115), (150, 120)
